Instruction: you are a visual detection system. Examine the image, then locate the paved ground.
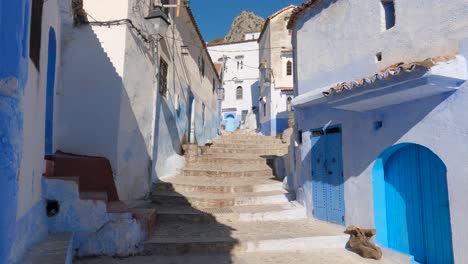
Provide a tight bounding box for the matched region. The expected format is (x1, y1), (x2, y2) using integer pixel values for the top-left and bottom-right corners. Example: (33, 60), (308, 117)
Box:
(76, 133), (393, 264)
(76, 250), (394, 264)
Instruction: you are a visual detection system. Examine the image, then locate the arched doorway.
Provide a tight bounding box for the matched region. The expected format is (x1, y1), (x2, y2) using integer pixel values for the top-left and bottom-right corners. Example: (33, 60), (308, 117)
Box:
(373, 143), (453, 263)
(225, 114), (236, 132)
(45, 27), (56, 155)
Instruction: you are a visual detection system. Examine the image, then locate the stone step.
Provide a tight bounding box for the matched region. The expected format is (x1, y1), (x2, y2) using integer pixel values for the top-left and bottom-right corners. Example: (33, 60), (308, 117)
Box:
(144, 220), (347, 255)
(153, 203), (307, 223)
(196, 154), (269, 165)
(150, 190), (293, 208)
(207, 147), (287, 156)
(182, 167), (273, 178)
(79, 191), (108, 202)
(213, 142), (285, 149)
(216, 135), (278, 141)
(22, 233), (74, 264)
(154, 177), (283, 194)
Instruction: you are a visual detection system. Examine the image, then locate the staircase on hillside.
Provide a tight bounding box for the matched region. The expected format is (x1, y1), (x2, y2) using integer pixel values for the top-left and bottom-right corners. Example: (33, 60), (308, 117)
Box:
(132, 132), (350, 258)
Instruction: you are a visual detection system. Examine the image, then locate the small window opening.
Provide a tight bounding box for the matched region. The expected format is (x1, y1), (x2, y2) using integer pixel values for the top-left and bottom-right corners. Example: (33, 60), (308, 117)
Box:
(286, 61), (293, 76)
(241, 110), (248, 123)
(30, 0), (44, 70)
(159, 58), (168, 96)
(160, 0), (170, 15)
(287, 97), (293, 111)
(212, 78), (216, 93)
(263, 102), (267, 117)
(236, 86), (243, 100)
(381, 0), (396, 30)
(198, 55), (205, 77)
(202, 103), (206, 127)
(376, 52), (382, 62)
(46, 200), (60, 217)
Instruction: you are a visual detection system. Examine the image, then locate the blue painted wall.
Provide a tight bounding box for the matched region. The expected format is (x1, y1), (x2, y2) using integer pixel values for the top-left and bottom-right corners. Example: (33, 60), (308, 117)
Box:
(0, 0), (30, 262)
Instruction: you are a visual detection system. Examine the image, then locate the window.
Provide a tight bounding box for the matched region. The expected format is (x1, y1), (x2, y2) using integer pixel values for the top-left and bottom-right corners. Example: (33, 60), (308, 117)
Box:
(241, 110), (248, 123)
(381, 0), (395, 30)
(30, 0), (44, 70)
(287, 97), (293, 111)
(212, 78), (216, 93)
(220, 88), (225, 100)
(159, 58), (168, 96)
(235, 55), (244, 70)
(376, 52), (382, 62)
(263, 102), (267, 117)
(286, 61), (292, 76)
(198, 55), (205, 77)
(161, 0), (170, 15)
(236, 86), (243, 100)
(202, 103), (206, 127)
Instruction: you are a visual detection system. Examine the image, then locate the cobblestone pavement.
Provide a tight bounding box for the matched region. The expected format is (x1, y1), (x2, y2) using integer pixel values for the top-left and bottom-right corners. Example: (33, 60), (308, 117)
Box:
(76, 250), (394, 264)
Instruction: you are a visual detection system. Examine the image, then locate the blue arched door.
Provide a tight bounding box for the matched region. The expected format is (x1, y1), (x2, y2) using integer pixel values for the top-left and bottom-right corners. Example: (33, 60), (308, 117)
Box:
(225, 114), (236, 132)
(384, 144), (453, 263)
(45, 27), (56, 155)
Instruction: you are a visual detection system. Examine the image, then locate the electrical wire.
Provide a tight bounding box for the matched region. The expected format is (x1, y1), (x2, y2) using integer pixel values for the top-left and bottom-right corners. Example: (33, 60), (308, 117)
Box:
(82, 12), (289, 53)
(83, 19), (151, 43)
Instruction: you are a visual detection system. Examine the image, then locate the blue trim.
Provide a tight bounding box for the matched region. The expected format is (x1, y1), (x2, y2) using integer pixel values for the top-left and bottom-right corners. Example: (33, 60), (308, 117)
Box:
(45, 27), (57, 155)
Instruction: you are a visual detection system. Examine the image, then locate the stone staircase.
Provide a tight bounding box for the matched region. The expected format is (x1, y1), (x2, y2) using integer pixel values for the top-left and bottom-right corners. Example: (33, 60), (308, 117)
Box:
(129, 132), (352, 260)
(40, 152), (157, 258)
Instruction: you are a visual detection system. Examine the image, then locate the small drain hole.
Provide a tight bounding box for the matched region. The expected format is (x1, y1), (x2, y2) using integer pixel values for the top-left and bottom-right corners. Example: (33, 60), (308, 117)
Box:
(46, 200), (60, 217)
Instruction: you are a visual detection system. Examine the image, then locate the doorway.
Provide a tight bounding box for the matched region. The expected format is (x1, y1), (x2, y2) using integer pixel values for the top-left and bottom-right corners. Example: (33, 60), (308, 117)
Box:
(378, 144), (454, 263)
(310, 126), (345, 225)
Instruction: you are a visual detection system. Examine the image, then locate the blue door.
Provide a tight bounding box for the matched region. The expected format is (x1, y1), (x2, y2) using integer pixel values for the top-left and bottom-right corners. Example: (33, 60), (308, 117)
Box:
(225, 114), (236, 132)
(45, 27), (56, 155)
(311, 127), (345, 225)
(385, 145), (453, 264)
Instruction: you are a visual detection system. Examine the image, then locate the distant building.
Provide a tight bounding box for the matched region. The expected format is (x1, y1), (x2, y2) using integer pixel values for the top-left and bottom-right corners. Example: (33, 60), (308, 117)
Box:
(208, 34), (260, 132)
(258, 5), (296, 136)
(288, 0), (468, 263)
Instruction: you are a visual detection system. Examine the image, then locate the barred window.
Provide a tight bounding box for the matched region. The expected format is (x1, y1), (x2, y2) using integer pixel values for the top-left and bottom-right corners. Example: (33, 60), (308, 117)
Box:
(159, 58), (168, 96)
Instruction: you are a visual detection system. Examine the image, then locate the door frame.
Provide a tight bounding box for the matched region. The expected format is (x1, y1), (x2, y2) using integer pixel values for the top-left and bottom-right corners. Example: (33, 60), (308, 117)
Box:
(372, 143), (454, 263)
(310, 125), (346, 225)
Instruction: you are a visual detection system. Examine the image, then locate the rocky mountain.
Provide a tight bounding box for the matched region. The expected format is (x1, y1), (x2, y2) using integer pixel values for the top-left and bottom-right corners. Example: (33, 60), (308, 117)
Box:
(224, 11), (265, 43)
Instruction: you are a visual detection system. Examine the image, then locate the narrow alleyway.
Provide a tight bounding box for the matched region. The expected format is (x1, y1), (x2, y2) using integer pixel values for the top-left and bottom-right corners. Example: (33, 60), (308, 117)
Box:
(77, 132), (392, 264)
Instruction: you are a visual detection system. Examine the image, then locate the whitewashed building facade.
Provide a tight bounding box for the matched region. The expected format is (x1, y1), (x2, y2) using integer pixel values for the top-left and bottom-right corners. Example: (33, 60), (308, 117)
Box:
(58, 0), (220, 200)
(208, 35), (260, 131)
(258, 6), (296, 136)
(1, 0), (220, 260)
(288, 0), (468, 263)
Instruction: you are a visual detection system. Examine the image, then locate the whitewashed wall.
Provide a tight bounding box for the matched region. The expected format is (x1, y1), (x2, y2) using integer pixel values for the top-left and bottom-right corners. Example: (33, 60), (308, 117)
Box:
(57, 0), (219, 200)
(258, 6), (295, 135)
(208, 40), (259, 128)
(292, 0), (468, 262)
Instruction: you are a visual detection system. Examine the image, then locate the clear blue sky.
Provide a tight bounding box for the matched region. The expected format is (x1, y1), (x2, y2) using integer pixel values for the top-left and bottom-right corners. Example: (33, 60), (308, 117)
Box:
(189, 0), (305, 42)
